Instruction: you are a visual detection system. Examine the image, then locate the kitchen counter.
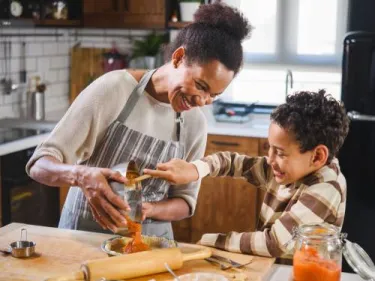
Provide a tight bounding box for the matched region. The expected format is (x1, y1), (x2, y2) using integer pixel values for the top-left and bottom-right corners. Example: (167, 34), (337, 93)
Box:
(265, 264), (364, 281)
(0, 107), (269, 157)
(203, 106), (270, 138)
(0, 223), (275, 281)
(0, 132), (51, 156)
(0, 109), (66, 157)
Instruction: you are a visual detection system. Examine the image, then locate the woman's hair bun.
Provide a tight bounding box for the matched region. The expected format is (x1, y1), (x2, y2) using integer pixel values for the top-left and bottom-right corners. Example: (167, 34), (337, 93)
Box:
(193, 2), (252, 42)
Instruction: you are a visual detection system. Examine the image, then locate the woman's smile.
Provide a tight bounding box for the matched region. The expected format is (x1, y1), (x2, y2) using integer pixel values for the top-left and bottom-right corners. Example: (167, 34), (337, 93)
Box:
(179, 93), (193, 111)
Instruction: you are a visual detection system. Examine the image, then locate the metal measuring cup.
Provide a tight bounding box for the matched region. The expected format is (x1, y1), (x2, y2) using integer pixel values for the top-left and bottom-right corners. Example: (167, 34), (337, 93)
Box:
(8, 228), (36, 258)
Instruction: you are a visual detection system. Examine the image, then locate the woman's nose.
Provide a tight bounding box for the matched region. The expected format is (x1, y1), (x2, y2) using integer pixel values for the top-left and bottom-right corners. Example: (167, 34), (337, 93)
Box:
(193, 93), (212, 107)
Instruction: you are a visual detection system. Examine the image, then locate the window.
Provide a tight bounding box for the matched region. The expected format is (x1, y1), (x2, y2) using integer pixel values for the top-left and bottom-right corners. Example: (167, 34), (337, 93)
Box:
(220, 0), (347, 104)
(224, 0), (349, 67)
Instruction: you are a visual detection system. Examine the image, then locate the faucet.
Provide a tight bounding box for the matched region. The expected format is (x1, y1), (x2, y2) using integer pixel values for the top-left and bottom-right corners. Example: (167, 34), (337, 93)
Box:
(285, 69), (293, 99)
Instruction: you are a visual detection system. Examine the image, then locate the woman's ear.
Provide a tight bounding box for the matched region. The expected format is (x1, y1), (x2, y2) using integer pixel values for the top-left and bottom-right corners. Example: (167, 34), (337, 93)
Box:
(171, 46), (185, 68)
(311, 145), (329, 167)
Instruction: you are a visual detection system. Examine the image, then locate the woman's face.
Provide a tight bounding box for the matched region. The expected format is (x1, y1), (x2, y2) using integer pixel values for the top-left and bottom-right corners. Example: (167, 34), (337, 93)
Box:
(168, 56), (234, 112)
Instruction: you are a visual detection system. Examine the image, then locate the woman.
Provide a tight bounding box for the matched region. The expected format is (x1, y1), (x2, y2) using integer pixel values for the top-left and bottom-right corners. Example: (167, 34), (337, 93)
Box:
(26, 2), (252, 239)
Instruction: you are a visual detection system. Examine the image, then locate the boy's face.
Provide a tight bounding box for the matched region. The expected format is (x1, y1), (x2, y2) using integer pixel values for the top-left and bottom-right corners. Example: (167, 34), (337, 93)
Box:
(267, 122), (317, 185)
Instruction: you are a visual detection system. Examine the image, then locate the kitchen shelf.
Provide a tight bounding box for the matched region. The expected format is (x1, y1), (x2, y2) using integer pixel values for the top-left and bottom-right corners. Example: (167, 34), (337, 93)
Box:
(168, 21), (192, 29)
(34, 19), (82, 27)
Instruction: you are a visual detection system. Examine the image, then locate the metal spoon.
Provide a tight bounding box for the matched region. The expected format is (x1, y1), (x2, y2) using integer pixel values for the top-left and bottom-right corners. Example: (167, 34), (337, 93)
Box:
(164, 262), (181, 281)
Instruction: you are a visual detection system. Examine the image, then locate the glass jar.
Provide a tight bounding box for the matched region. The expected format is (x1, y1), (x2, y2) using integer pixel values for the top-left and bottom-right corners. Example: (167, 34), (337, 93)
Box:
(292, 223), (344, 281)
(110, 161), (143, 224)
(291, 223), (375, 281)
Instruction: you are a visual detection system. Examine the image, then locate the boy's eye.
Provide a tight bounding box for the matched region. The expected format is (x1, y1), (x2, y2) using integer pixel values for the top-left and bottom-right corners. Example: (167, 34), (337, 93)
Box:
(277, 151), (285, 157)
(210, 93), (218, 99)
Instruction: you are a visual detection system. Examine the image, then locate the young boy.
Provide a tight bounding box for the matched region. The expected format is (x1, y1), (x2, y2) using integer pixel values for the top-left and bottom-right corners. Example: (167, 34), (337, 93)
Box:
(144, 90), (350, 257)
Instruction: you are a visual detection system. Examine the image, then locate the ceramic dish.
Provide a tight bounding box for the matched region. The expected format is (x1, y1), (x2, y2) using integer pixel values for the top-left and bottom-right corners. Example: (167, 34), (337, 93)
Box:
(101, 235), (178, 256)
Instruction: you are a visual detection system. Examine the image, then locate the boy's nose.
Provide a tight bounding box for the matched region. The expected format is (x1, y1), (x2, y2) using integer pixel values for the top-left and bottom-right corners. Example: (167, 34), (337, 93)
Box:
(267, 151), (275, 165)
(266, 156), (272, 165)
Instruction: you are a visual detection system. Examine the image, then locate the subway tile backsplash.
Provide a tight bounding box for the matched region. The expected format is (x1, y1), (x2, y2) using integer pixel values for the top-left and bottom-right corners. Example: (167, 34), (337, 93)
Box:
(0, 27), (150, 120)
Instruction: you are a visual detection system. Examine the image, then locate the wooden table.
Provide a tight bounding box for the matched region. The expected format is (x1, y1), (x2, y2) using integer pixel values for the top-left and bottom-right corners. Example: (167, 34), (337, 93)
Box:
(0, 223), (275, 281)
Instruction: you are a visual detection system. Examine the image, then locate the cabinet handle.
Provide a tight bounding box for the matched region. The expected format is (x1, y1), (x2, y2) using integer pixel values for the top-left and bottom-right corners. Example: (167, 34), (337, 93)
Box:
(124, 0), (129, 12)
(211, 141), (240, 147)
(112, 0), (118, 11)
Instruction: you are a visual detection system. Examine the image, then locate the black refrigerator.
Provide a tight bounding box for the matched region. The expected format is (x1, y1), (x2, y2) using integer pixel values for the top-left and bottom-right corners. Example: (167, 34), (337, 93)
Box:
(339, 31), (375, 273)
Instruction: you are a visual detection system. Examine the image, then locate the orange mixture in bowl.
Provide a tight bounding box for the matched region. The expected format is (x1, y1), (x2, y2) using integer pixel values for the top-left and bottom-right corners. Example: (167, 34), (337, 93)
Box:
(122, 215), (150, 254)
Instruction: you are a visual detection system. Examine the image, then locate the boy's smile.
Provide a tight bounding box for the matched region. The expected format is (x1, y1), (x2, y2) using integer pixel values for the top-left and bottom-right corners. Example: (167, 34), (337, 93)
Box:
(267, 122), (317, 185)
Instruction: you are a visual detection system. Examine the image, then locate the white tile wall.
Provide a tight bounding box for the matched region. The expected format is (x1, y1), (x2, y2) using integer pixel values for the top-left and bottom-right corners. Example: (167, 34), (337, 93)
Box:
(0, 27), (151, 119)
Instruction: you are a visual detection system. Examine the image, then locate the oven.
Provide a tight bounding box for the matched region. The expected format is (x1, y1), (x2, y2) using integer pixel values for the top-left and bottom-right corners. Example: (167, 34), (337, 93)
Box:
(0, 133), (60, 227)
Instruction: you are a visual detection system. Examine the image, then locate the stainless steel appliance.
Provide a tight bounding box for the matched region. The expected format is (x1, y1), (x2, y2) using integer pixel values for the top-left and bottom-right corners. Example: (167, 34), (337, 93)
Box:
(339, 31), (375, 272)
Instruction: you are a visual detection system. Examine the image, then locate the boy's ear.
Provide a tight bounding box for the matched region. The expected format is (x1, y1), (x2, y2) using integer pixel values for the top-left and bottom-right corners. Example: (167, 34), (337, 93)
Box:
(311, 145), (329, 167)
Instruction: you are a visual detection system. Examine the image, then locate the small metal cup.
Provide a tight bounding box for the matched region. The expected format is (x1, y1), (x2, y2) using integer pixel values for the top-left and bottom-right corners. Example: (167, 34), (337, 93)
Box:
(9, 228), (36, 258)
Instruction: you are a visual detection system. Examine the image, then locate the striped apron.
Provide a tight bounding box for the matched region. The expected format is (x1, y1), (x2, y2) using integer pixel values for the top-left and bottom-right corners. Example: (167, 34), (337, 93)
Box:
(59, 70), (184, 239)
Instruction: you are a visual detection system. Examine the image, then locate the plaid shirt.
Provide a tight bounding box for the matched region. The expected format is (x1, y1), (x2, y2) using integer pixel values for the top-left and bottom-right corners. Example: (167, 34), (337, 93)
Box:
(193, 152), (346, 257)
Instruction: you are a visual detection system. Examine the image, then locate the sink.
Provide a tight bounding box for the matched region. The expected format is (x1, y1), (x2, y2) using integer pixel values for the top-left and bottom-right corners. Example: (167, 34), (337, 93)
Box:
(0, 118), (57, 131)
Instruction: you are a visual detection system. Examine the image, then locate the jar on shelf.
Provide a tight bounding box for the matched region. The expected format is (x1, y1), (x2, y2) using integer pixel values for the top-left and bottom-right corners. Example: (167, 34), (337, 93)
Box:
(291, 223), (375, 281)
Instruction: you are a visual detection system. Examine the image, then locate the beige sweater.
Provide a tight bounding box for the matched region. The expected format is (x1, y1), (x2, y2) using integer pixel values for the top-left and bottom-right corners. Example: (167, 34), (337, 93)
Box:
(26, 70), (208, 213)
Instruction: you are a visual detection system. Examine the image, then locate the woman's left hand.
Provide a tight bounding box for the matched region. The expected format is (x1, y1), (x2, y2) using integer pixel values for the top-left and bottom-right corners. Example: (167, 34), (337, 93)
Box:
(141, 202), (155, 221)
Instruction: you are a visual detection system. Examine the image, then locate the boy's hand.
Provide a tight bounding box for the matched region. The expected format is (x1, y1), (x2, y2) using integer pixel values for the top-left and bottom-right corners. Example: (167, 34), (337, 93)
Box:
(143, 158), (199, 185)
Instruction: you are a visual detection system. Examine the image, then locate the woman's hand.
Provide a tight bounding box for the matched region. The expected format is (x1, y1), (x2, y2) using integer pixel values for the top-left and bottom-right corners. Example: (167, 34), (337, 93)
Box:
(141, 202), (155, 221)
(75, 166), (130, 233)
(143, 158), (199, 185)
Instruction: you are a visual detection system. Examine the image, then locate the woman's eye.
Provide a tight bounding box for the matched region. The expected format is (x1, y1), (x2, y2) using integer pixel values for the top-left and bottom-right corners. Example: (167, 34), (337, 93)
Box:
(210, 93), (218, 99)
(195, 82), (204, 90)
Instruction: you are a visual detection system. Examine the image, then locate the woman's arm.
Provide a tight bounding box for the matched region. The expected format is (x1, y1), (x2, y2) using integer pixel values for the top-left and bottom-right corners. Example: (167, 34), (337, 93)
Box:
(142, 198), (190, 221)
(30, 156), (130, 233)
(26, 71), (136, 232)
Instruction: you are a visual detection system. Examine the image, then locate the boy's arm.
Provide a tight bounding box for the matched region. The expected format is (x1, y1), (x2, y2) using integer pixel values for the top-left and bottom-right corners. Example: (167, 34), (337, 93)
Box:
(193, 152), (270, 187)
(200, 181), (344, 257)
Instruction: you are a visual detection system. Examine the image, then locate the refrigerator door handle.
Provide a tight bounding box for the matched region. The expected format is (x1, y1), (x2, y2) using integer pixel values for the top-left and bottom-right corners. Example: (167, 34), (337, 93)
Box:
(347, 111), (375, 122)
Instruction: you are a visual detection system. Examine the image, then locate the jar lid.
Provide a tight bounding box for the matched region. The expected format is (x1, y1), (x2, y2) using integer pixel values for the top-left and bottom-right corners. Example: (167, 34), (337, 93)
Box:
(343, 239), (375, 279)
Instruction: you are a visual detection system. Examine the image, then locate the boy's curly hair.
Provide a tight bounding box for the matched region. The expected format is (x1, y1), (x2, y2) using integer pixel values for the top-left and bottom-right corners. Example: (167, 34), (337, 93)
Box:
(270, 90), (350, 163)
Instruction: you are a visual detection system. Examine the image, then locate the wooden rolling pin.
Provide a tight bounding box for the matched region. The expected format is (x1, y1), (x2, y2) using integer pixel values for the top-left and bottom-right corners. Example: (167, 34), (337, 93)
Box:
(45, 247), (211, 281)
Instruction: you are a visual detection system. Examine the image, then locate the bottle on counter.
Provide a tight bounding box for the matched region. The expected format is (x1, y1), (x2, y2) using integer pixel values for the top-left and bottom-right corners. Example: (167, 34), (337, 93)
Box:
(26, 76), (46, 121)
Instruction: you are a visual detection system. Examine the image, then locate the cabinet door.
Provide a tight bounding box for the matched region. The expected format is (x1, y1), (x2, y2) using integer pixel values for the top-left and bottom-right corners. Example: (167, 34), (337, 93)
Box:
(128, 0), (165, 14)
(191, 169), (258, 242)
(173, 135), (263, 243)
(83, 0), (166, 28)
(123, 0), (166, 28)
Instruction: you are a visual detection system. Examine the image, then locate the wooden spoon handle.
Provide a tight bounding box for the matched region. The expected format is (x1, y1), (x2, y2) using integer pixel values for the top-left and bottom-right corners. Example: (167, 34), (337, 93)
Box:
(133, 174), (152, 183)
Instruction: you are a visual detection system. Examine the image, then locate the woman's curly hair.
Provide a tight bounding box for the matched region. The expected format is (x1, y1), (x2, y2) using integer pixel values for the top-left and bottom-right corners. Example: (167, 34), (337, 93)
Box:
(167, 2), (252, 74)
(270, 90), (350, 163)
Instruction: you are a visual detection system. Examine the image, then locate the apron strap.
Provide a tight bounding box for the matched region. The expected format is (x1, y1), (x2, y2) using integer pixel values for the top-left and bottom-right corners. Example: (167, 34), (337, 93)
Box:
(117, 69), (182, 142)
(117, 69), (157, 124)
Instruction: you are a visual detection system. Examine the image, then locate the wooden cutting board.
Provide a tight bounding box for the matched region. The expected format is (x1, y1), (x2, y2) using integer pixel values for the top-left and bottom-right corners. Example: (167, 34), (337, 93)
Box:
(0, 223), (275, 281)
(70, 46), (109, 103)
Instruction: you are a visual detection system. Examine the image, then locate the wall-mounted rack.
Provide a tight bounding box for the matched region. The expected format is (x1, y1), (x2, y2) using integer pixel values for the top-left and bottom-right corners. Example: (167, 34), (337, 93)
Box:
(0, 33), (64, 37)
